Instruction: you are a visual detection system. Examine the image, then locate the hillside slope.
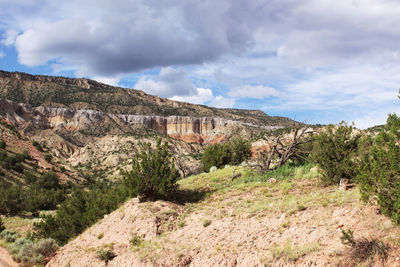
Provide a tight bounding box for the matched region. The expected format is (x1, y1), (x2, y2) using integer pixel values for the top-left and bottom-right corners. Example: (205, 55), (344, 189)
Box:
(0, 70), (302, 178)
(48, 166), (400, 267)
(0, 70), (294, 126)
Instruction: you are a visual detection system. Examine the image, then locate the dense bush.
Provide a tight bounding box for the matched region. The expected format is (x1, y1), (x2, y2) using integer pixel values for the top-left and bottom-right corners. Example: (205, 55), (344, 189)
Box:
(9, 237), (58, 266)
(229, 137), (252, 165)
(23, 170), (37, 184)
(123, 139), (179, 199)
(0, 185), (25, 215)
(357, 114), (400, 223)
(0, 172), (65, 215)
(0, 139), (5, 149)
(34, 182), (129, 245)
(201, 137), (252, 172)
(0, 217), (5, 232)
(0, 229), (20, 242)
(44, 154), (52, 163)
(310, 122), (360, 185)
(96, 247), (116, 262)
(201, 143), (232, 172)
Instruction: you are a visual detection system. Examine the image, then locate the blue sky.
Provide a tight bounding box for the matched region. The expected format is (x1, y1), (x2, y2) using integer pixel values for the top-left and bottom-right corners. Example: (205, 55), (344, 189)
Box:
(1, 0), (400, 128)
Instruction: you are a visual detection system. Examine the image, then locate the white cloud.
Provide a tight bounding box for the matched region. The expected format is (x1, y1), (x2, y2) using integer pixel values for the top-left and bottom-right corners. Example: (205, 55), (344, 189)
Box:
(92, 76), (121, 87)
(171, 88), (214, 105)
(209, 95), (235, 108)
(1, 29), (19, 46)
(134, 67), (196, 98)
(229, 84), (279, 99)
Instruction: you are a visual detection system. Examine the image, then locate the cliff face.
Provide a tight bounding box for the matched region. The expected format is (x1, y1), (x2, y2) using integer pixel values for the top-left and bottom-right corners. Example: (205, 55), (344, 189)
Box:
(0, 99), (281, 145)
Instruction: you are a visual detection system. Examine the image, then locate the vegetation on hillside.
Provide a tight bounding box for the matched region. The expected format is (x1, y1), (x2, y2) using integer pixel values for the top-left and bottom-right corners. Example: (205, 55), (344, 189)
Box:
(201, 137), (251, 172)
(123, 139), (180, 200)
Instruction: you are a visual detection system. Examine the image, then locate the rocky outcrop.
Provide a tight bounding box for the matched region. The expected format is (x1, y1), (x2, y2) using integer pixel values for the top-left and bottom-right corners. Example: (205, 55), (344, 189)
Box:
(0, 99), (281, 144)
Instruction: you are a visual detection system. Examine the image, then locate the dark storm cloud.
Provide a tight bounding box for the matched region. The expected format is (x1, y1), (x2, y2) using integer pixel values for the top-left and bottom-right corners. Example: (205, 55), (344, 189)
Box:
(4, 0), (266, 76)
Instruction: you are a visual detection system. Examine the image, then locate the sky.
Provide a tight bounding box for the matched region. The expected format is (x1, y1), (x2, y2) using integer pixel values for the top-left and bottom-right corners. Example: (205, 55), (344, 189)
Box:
(1, 0), (400, 128)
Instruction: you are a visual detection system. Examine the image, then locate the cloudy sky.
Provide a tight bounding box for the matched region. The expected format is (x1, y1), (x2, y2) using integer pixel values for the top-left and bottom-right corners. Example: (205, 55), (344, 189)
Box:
(1, 0), (400, 128)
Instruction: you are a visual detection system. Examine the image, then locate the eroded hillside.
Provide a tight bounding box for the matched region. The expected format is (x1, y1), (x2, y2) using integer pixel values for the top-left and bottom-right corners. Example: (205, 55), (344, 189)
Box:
(47, 166), (400, 267)
(0, 70), (300, 178)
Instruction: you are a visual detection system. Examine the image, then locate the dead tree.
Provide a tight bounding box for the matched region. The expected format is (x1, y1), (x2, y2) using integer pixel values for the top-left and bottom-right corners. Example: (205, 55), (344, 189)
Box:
(255, 125), (313, 173)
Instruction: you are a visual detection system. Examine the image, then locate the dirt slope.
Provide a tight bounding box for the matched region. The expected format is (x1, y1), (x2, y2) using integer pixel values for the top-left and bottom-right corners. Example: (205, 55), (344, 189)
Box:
(0, 247), (17, 267)
(47, 166), (400, 267)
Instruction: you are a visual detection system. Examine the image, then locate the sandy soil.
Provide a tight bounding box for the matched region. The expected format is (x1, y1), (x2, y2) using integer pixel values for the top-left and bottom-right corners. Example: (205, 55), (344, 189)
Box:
(0, 247), (17, 267)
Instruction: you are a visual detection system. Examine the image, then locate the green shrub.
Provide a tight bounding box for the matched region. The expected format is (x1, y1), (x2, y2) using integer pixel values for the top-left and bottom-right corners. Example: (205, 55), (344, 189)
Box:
(310, 122), (360, 185)
(229, 137), (252, 165)
(96, 247), (116, 262)
(130, 234), (143, 246)
(201, 143), (232, 172)
(12, 162), (24, 173)
(358, 114), (400, 224)
(0, 185), (24, 215)
(35, 238), (59, 258)
(0, 217), (5, 232)
(0, 139), (5, 149)
(123, 139), (179, 200)
(34, 182), (129, 245)
(44, 154), (52, 163)
(23, 170), (37, 184)
(9, 238), (57, 266)
(0, 229), (20, 242)
(32, 141), (43, 152)
(201, 138), (252, 172)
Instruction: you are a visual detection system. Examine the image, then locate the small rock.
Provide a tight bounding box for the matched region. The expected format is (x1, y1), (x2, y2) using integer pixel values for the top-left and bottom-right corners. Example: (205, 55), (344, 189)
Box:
(383, 220), (392, 229)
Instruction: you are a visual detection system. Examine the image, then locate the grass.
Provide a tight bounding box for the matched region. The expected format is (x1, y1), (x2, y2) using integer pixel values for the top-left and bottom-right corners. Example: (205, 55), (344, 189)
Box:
(123, 162), (366, 265)
(2, 216), (37, 234)
(178, 163), (359, 219)
(269, 241), (320, 263)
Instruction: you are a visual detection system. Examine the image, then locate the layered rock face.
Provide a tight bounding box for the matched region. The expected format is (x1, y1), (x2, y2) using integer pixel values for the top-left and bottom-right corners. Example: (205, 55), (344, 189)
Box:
(1, 99), (280, 144)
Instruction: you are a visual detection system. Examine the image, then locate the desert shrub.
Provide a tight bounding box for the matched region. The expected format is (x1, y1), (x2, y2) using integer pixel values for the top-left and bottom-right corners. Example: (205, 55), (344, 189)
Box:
(229, 137), (252, 165)
(310, 122), (360, 185)
(201, 143), (232, 172)
(0, 185), (24, 215)
(21, 150), (30, 160)
(35, 238), (59, 258)
(36, 171), (61, 190)
(96, 247), (116, 262)
(9, 237), (57, 266)
(35, 182), (129, 245)
(0, 139), (5, 149)
(32, 141), (43, 152)
(209, 166), (217, 173)
(0, 217), (5, 232)
(123, 139), (179, 200)
(12, 162), (24, 173)
(0, 229), (20, 242)
(340, 228), (388, 265)
(357, 114), (400, 223)
(130, 234), (143, 246)
(26, 187), (66, 211)
(44, 154), (52, 163)
(23, 170), (37, 184)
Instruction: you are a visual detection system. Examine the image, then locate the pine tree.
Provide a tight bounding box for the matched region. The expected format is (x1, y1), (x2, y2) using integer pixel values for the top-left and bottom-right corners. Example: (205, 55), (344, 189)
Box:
(123, 139), (179, 200)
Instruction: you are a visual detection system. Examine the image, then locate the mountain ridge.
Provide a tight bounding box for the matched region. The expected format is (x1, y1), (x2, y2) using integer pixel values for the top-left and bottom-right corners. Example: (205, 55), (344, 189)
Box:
(0, 70), (296, 127)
